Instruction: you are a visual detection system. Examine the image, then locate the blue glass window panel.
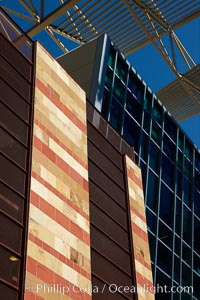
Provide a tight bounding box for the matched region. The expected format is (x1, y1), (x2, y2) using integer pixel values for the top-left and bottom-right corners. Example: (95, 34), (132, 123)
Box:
(105, 66), (113, 90)
(195, 169), (200, 191)
(152, 100), (163, 125)
(194, 217), (200, 255)
(144, 90), (152, 112)
(181, 263), (192, 287)
(194, 189), (200, 216)
(162, 154), (175, 189)
(146, 208), (157, 234)
(194, 253), (200, 276)
(149, 141), (160, 173)
(143, 111), (151, 134)
(128, 71), (144, 102)
(126, 92), (142, 124)
(158, 221), (173, 248)
(164, 114), (177, 142)
(183, 177), (192, 208)
(183, 205), (192, 245)
(109, 98), (123, 132)
(116, 55), (128, 83)
(148, 231), (156, 262)
(157, 242), (172, 276)
(113, 77), (126, 104)
(175, 199), (182, 236)
(174, 255), (180, 283)
(151, 121), (162, 146)
(146, 170), (159, 213)
(163, 134), (176, 161)
(102, 88), (111, 119)
(108, 46), (116, 69)
(185, 139), (193, 161)
(160, 182), (174, 227)
(195, 151), (200, 171)
(193, 272), (200, 298)
(140, 132), (149, 161)
(123, 112), (140, 152)
(182, 242), (192, 265)
(178, 130), (184, 150)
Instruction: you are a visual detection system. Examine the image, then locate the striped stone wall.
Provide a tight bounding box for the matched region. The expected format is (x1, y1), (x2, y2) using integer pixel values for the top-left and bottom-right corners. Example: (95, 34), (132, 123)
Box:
(24, 43), (91, 300)
(125, 156), (154, 300)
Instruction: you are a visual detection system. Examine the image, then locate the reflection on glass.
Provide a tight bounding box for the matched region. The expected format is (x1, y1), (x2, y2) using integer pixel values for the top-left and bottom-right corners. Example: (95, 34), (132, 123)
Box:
(109, 98), (123, 132)
(146, 170), (159, 213)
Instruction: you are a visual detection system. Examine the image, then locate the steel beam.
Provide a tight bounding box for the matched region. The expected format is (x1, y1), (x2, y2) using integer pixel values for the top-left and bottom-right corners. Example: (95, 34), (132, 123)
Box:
(26, 0), (79, 37)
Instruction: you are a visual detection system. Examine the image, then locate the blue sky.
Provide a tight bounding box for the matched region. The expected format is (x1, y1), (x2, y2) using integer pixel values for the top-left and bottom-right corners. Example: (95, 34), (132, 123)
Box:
(1, 1), (199, 148)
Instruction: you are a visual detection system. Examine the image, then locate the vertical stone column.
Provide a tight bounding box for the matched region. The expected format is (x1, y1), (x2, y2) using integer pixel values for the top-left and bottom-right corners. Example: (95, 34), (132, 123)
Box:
(125, 156), (155, 300)
(25, 43), (91, 300)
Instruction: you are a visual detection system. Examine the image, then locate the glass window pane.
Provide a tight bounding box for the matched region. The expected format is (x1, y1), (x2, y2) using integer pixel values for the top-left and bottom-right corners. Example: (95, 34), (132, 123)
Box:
(194, 253), (200, 276)
(193, 272), (200, 298)
(149, 141), (160, 173)
(108, 46), (116, 69)
(151, 121), (162, 146)
(143, 111), (151, 134)
(174, 255), (180, 283)
(163, 134), (176, 161)
(158, 221), (173, 249)
(176, 170), (183, 199)
(126, 93), (142, 124)
(175, 235), (181, 256)
(156, 268), (171, 299)
(148, 231), (156, 262)
(109, 98), (123, 132)
(146, 208), (157, 234)
(116, 55), (128, 83)
(0, 102), (28, 145)
(195, 169), (200, 191)
(164, 114), (177, 142)
(0, 182), (24, 223)
(0, 214), (22, 253)
(102, 88), (111, 119)
(139, 160), (147, 193)
(185, 139), (193, 161)
(194, 189), (200, 216)
(183, 159), (193, 180)
(162, 154), (175, 189)
(123, 113), (140, 152)
(146, 170), (159, 214)
(178, 130), (184, 151)
(183, 177), (192, 208)
(0, 128), (27, 168)
(194, 217), (200, 255)
(195, 151), (200, 171)
(157, 242), (172, 275)
(140, 132), (149, 161)
(0, 247), (20, 288)
(152, 100), (163, 125)
(181, 263), (191, 287)
(0, 155), (26, 195)
(128, 71), (144, 102)
(182, 242), (191, 265)
(175, 199), (182, 236)
(177, 150), (183, 171)
(113, 77), (126, 105)
(183, 206), (192, 245)
(160, 182), (174, 228)
(144, 90), (152, 112)
(105, 67), (113, 90)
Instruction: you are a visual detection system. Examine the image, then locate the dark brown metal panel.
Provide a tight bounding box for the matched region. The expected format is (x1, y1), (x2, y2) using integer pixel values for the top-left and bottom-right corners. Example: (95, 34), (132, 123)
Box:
(89, 160), (126, 208)
(88, 141), (124, 188)
(89, 181), (128, 229)
(0, 56), (31, 100)
(87, 102), (137, 300)
(0, 78), (30, 121)
(88, 123), (123, 170)
(0, 14), (34, 300)
(0, 34), (32, 81)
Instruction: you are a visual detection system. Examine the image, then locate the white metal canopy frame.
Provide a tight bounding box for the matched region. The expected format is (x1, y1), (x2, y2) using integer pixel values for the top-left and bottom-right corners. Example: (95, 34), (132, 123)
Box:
(1, 0), (200, 121)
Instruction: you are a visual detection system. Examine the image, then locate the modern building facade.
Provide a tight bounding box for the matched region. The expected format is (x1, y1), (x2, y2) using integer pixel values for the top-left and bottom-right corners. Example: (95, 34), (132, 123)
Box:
(58, 34), (200, 300)
(0, 9), (154, 300)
